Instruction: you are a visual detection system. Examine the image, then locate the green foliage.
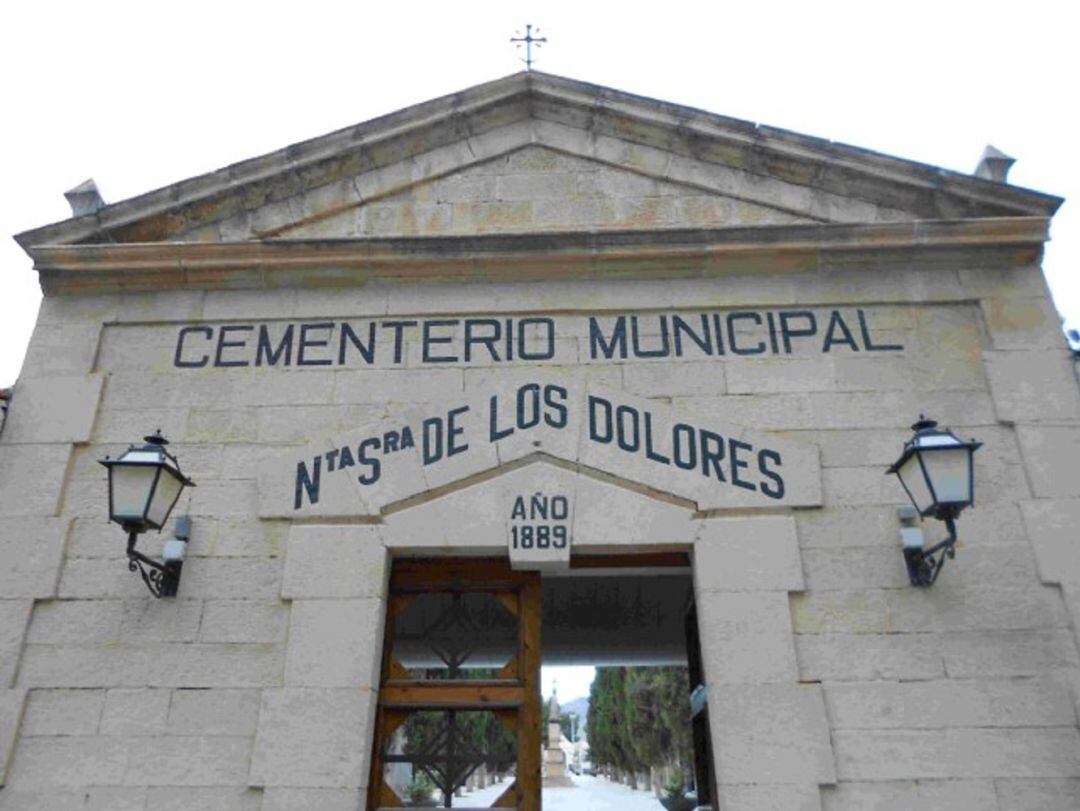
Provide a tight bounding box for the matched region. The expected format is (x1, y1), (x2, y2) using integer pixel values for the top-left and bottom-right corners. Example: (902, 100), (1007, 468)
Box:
(400, 668), (515, 804)
(403, 709), (515, 774)
(406, 771), (435, 803)
(587, 668), (635, 774)
(587, 666), (693, 779)
(663, 769), (685, 799)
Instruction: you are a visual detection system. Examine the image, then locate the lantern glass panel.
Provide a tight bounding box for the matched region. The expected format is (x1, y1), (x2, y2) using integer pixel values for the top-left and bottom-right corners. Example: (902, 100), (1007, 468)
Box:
(146, 467), (185, 530)
(897, 452), (934, 515)
(921, 446), (971, 505)
(110, 464), (158, 525)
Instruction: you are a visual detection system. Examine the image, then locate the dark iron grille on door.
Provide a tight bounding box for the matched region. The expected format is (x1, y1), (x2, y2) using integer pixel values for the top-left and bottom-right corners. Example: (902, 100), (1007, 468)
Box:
(368, 559), (542, 810)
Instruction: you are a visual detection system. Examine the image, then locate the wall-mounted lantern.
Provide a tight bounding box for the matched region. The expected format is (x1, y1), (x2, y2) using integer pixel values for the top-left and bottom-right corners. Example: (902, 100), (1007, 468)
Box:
(886, 416), (982, 587)
(99, 431), (195, 597)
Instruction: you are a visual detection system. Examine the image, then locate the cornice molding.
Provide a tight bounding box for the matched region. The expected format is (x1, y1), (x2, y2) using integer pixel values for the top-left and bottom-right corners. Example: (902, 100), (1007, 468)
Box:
(30, 218), (1049, 295)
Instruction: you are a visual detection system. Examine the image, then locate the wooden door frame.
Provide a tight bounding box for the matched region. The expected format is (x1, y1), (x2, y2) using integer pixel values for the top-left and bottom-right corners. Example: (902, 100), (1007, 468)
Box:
(367, 558), (542, 811)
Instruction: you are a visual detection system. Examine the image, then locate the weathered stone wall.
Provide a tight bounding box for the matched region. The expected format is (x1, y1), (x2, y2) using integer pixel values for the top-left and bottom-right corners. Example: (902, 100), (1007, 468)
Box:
(164, 128), (923, 244)
(1, 251), (1078, 811)
(278, 146), (813, 239)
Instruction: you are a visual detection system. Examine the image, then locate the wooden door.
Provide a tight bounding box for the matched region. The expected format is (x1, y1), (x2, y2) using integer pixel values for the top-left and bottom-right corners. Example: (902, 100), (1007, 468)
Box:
(368, 558), (542, 811)
(684, 595), (716, 808)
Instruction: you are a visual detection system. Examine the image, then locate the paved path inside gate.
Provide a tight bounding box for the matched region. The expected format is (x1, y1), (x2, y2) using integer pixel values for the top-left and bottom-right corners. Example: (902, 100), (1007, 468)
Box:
(459, 773), (665, 810)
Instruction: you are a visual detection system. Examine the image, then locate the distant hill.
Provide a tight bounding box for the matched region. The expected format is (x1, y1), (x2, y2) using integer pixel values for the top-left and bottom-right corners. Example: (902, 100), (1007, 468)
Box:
(561, 696), (590, 723)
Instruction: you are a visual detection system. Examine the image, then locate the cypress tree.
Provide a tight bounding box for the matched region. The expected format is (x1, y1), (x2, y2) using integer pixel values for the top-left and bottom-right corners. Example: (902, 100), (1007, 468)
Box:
(587, 666), (693, 786)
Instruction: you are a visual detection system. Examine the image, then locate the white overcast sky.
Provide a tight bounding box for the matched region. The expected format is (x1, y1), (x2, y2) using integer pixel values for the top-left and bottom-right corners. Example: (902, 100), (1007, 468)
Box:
(542, 665), (595, 705)
(2, 0), (1077, 387)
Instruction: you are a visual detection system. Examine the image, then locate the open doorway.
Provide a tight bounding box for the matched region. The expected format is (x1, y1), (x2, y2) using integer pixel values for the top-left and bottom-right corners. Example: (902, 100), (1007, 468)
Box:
(366, 556), (714, 810)
(536, 555), (713, 811)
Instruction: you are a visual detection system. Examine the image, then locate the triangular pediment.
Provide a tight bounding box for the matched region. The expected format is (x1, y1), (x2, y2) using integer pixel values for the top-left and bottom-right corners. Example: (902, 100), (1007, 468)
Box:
(275, 144), (813, 239)
(16, 72), (1060, 252)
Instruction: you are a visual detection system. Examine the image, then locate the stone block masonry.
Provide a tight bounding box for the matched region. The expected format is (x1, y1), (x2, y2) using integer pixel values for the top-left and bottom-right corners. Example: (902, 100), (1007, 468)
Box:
(3, 274), (1079, 809)
(4, 71), (1076, 810)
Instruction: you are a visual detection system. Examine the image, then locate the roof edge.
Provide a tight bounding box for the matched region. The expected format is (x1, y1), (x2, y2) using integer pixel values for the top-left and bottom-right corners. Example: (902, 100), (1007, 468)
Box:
(14, 72), (538, 251)
(15, 72), (1063, 252)
(29, 218), (1050, 296)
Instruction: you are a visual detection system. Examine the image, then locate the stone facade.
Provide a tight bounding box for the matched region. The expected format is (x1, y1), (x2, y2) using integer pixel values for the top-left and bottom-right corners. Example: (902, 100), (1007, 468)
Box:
(2, 73), (1078, 810)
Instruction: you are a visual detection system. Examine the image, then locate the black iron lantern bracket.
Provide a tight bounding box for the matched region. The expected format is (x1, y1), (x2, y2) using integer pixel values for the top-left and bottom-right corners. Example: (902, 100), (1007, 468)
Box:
(127, 515), (190, 598)
(903, 515), (957, 587)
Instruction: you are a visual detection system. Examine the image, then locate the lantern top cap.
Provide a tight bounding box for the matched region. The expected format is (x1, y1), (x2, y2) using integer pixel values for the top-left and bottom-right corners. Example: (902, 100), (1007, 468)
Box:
(144, 430), (168, 446)
(98, 431), (195, 487)
(886, 415), (983, 475)
(912, 415), (938, 432)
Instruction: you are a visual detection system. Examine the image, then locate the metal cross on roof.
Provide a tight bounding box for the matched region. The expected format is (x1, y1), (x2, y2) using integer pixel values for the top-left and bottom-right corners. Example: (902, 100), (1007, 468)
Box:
(511, 24), (547, 71)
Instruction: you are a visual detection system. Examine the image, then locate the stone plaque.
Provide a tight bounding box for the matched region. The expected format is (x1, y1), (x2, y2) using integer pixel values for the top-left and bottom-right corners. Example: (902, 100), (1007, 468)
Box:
(507, 491), (572, 572)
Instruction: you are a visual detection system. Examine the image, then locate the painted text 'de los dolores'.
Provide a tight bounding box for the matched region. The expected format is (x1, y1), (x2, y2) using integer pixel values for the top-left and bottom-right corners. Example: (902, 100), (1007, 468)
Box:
(263, 380), (823, 518)
(294, 383), (785, 510)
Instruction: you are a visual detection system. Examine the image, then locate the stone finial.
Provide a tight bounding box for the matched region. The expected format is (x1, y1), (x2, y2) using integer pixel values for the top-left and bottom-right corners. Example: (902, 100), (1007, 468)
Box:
(64, 178), (105, 217)
(974, 145), (1016, 184)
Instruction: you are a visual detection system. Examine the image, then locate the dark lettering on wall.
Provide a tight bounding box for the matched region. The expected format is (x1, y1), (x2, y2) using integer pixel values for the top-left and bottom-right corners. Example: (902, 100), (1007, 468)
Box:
(489, 395), (514, 442)
(700, 429), (726, 482)
(357, 437), (382, 484)
(758, 450), (785, 499)
(173, 309), (902, 372)
(339, 322), (376, 365)
(257, 324), (294, 367)
(175, 326), (212, 368)
(518, 384), (542, 429)
(510, 492), (571, 551)
(858, 309), (903, 352)
(631, 315), (670, 358)
(423, 319), (459, 363)
(447, 406), (469, 457)
(288, 384), (802, 512)
(422, 417), (444, 465)
(544, 385), (569, 428)
(589, 317), (628, 360)
(823, 311), (859, 352)
(673, 314), (713, 356)
(728, 439), (756, 492)
(671, 423), (696, 470)
(711, 314), (727, 355)
(588, 395), (613, 443)
(465, 319), (502, 362)
(615, 405), (641, 452)
(766, 312), (781, 355)
(490, 384), (569, 441)
(644, 412), (671, 465)
(215, 325), (253, 367)
(779, 311), (817, 354)
(518, 318), (556, 360)
(294, 456), (321, 509)
(298, 323), (334, 366)
(727, 312), (766, 355)
(382, 320), (417, 364)
(551, 496), (569, 520)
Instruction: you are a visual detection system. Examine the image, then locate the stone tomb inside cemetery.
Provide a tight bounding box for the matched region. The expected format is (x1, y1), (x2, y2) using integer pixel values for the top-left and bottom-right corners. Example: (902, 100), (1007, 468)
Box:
(542, 691), (572, 788)
(1, 71), (1079, 810)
